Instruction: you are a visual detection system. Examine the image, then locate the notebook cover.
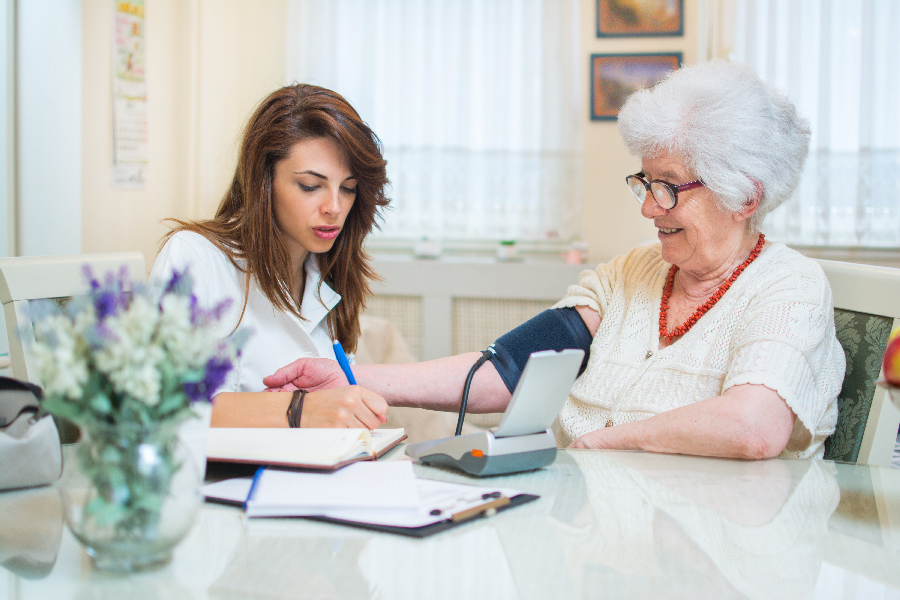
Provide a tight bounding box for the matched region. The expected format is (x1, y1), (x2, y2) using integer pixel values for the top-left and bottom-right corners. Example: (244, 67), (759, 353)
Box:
(206, 432), (407, 472)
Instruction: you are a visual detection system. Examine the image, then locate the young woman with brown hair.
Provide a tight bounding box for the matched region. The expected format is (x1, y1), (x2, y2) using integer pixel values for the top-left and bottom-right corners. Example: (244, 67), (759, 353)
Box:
(149, 84), (390, 428)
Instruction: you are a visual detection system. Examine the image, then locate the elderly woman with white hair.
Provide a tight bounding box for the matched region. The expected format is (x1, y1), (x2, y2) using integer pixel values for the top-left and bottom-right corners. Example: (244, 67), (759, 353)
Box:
(263, 61), (846, 460)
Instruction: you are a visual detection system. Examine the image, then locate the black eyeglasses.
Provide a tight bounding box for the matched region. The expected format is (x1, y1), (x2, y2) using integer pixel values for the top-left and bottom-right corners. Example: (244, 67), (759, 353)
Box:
(625, 172), (705, 210)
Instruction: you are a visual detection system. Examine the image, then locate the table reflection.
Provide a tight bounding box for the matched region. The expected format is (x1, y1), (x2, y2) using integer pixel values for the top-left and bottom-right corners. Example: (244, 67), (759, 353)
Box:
(553, 452), (839, 599)
(202, 452), (841, 600)
(5, 450), (899, 600)
(0, 486), (64, 580)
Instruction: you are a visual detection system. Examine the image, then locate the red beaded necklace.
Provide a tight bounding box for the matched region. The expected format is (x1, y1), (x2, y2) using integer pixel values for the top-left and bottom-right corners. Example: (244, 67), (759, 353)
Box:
(659, 234), (765, 343)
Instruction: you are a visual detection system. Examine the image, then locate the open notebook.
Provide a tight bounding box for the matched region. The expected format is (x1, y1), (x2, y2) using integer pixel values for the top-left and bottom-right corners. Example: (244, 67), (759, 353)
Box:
(206, 428), (407, 471)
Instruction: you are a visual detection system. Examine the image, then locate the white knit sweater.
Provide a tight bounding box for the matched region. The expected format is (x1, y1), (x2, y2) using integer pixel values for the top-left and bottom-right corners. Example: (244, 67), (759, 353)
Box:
(554, 242), (845, 458)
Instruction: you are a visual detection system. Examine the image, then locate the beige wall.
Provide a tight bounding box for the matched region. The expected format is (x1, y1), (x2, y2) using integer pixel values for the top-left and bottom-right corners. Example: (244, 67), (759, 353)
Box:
(82, 0), (190, 264)
(80, 0), (286, 268)
(80, 0), (701, 268)
(578, 0), (700, 264)
(191, 0), (288, 220)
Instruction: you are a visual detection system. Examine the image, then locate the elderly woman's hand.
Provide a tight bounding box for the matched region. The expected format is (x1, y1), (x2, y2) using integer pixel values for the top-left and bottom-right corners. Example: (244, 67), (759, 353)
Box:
(263, 357), (349, 392)
(569, 430), (612, 450)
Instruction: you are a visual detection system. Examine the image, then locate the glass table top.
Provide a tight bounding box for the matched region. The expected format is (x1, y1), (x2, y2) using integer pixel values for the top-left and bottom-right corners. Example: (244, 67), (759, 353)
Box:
(2, 449), (900, 599)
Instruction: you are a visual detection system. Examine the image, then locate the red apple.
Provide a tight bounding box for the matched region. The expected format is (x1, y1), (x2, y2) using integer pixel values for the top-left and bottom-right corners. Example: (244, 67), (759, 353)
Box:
(882, 327), (900, 386)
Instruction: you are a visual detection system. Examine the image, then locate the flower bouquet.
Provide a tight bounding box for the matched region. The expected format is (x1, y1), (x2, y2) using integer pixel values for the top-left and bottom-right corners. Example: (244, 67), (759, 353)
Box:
(30, 266), (247, 572)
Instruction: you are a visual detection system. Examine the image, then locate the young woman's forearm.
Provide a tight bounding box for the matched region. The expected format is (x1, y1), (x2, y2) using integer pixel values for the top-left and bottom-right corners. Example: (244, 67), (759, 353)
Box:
(211, 388), (388, 429)
(211, 392), (291, 427)
(354, 352), (512, 413)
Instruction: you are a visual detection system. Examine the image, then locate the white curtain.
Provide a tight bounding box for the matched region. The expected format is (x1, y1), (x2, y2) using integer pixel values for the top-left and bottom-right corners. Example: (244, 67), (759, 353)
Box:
(732, 0), (900, 247)
(285, 0), (582, 243)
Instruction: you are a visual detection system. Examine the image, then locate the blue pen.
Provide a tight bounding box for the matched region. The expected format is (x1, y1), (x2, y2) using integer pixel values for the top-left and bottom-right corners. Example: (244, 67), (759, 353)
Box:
(332, 340), (357, 385)
(244, 466), (266, 511)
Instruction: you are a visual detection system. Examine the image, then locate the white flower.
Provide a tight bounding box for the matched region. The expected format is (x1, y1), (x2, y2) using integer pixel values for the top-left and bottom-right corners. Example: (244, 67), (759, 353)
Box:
(105, 345), (165, 405)
(31, 267), (245, 421)
(156, 294), (202, 365)
(118, 296), (159, 346)
(31, 314), (89, 400)
(159, 312), (224, 371)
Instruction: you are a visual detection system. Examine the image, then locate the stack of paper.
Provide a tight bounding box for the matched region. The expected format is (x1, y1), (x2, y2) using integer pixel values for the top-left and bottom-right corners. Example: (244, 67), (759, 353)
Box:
(202, 461), (420, 515)
(248, 462), (419, 516)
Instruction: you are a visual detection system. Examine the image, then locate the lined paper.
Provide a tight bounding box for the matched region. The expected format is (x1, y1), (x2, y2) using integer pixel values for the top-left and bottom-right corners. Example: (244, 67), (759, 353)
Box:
(247, 461), (419, 516)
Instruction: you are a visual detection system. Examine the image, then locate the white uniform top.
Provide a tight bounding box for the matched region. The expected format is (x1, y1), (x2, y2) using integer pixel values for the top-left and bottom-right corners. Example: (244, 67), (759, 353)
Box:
(149, 231), (340, 393)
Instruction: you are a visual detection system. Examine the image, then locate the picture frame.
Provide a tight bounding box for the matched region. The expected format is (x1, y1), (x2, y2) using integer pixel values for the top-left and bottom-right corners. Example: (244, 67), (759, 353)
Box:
(596, 0), (684, 37)
(590, 53), (682, 121)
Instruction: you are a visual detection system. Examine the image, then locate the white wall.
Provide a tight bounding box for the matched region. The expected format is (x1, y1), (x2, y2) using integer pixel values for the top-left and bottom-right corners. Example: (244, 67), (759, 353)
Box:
(0, 0), (11, 361)
(17, 0), (81, 257)
(1, 0), (12, 257)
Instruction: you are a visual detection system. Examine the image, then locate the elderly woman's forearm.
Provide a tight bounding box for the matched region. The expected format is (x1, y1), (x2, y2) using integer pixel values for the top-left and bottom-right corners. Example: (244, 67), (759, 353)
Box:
(572, 385), (795, 459)
(354, 353), (512, 413)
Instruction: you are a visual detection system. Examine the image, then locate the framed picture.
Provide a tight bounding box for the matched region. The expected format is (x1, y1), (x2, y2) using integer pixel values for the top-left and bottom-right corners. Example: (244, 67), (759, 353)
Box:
(597, 0), (684, 37)
(590, 53), (682, 121)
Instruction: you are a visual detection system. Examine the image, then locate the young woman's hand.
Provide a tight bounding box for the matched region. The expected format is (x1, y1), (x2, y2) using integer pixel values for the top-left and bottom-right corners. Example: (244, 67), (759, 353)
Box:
(263, 358), (347, 392)
(300, 386), (388, 429)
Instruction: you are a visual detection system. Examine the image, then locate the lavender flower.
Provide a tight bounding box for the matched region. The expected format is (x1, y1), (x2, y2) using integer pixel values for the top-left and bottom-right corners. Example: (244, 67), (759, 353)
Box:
(184, 354), (233, 403)
(83, 265), (131, 320)
(202, 355), (233, 399)
(31, 266), (248, 426)
(164, 268), (184, 294)
(83, 322), (118, 351)
(190, 297), (233, 328)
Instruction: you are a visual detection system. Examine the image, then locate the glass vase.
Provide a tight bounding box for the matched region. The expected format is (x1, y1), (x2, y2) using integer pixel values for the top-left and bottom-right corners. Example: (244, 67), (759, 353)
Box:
(59, 420), (201, 573)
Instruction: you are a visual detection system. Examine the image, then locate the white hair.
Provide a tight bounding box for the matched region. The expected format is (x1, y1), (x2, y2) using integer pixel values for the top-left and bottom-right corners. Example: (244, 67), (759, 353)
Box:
(617, 60), (810, 232)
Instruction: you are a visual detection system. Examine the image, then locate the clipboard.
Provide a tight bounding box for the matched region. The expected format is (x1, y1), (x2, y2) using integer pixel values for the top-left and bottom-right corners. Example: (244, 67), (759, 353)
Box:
(203, 475), (540, 538)
(301, 492), (539, 538)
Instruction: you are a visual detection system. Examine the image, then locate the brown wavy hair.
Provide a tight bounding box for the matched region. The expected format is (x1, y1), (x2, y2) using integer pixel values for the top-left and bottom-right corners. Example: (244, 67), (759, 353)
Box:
(162, 84), (390, 352)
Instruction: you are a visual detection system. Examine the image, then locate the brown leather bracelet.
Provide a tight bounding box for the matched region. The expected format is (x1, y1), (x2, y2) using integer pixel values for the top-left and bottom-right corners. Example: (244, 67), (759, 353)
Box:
(286, 389), (307, 428)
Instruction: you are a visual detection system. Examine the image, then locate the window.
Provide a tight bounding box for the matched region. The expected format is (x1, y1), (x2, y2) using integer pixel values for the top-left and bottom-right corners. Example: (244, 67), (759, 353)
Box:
(285, 0), (583, 245)
(732, 0), (900, 247)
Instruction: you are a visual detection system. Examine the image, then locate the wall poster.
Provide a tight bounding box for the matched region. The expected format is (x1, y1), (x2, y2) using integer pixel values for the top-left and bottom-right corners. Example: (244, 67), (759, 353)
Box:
(112, 0), (148, 187)
(596, 0), (684, 37)
(590, 53), (682, 121)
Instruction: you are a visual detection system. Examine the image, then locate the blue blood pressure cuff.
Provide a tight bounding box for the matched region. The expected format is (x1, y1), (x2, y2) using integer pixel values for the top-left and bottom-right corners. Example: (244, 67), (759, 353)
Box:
(488, 307), (593, 393)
